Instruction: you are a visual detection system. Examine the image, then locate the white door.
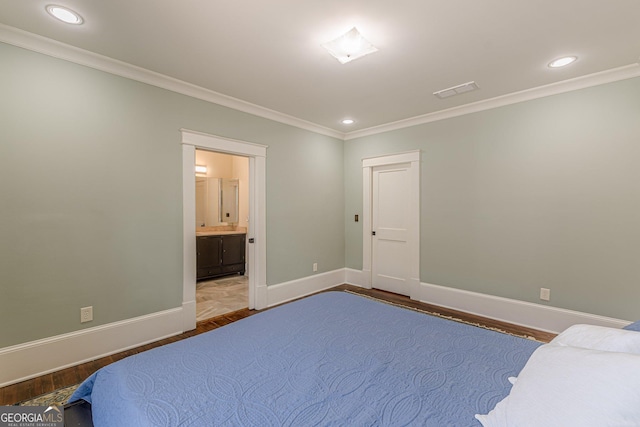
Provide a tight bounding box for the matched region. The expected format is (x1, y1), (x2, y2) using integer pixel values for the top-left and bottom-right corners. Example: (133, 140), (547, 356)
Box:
(372, 163), (411, 295)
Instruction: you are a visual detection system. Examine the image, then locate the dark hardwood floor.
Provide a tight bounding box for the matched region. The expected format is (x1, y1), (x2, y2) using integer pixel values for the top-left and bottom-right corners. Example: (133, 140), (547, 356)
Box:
(0, 284), (555, 405)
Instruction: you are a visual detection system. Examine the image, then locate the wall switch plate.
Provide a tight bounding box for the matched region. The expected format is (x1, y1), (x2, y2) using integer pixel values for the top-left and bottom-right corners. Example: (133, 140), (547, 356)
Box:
(313, 263), (318, 272)
(540, 288), (550, 301)
(81, 306), (93, 323)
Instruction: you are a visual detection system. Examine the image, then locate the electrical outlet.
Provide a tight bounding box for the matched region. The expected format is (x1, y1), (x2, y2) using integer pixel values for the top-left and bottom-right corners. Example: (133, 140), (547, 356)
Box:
(81, 306), (93, 323)
(313, 262), (318, 272)
(540, 288), (550, 301)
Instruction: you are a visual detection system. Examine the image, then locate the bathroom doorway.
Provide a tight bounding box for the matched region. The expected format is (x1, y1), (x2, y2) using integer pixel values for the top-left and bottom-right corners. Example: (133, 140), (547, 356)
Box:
(195, 149), (250, 320)
(181, 129), (267, 332)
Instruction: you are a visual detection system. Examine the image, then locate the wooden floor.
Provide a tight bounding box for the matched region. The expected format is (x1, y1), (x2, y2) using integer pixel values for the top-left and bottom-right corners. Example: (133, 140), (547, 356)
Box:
(0, 285), (555, 405)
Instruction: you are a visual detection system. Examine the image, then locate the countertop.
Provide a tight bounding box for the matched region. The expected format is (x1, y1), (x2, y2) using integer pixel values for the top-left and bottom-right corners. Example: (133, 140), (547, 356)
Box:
(196, 230), (246, 236)
(196, 226), (247, 236)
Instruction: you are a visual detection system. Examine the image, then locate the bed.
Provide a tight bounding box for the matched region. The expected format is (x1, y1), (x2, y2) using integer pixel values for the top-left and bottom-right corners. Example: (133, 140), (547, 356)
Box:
(68, 291), (640, 426)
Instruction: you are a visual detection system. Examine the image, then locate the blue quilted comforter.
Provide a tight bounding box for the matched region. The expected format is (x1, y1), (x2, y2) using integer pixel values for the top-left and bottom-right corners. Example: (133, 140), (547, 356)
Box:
(70, 292), (540, 426)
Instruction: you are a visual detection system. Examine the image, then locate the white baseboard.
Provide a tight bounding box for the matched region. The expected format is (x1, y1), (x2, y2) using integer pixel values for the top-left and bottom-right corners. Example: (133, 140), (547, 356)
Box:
(0, 269), (348, 388)
(417, 281), (629, 334)
(266, 268), (347, 307)
(182, 299), (196, 331)
(344, 268), (368, 288)
(5, 271), (628, 388)
(341, 269), (629, 333)
(0, 305), (186, 388)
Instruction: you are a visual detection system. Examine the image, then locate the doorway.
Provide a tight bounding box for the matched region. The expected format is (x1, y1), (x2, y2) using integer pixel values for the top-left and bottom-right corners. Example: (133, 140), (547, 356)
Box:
(362, 150), (421, 299)
(195, 149), (249, 320)
(181, 130), (267, 332)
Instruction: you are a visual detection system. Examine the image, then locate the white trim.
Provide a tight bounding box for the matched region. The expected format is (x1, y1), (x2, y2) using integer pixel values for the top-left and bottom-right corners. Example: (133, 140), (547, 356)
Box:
(252, 155), (268, 310)
(417, 281), (630, 334)
(181, 300), (196, 332)
(0, 268), (347, 387)
(181, 130), (268, 318)
(0, 24), (343, 140)
(3, 269), (631, 387)
(266, 269), (347, 307)
(182, 129), (267, 158)
(362, 150), (421, 168)
(268, 267), (632, 333)
(345, 63), (640, 140)
(343, 268), (631, 334)
(0, 306), (185, 388)
(361, 166), (372, 290)
(344, 268), (367, 287)
(362, 150), (421, 299)
(182, 144), (197, 331)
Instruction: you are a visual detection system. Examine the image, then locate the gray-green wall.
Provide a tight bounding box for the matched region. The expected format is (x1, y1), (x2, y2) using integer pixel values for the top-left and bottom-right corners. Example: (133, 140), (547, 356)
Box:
(0, 42), (344, 348)
(2, 39), (639, 350)
(345, 77), (640, 321)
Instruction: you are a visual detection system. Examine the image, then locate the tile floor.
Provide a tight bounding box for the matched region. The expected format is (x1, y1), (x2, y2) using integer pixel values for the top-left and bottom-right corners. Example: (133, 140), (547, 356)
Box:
(196, 274), (248, 321)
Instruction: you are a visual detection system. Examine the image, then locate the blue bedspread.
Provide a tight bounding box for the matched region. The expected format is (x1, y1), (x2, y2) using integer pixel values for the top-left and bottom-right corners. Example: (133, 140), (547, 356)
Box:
(70, 292), (541, 426)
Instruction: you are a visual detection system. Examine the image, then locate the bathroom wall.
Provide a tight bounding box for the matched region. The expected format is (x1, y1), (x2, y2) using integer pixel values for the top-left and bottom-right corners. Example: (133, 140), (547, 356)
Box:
(195, 150), (249, 229)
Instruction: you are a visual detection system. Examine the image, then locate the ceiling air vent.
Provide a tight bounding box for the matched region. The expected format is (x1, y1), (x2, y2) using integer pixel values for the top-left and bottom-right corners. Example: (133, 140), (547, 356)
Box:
(433, 81), (479, 99)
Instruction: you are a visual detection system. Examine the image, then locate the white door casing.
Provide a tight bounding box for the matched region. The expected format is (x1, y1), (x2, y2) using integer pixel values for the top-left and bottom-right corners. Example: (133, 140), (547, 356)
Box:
(181, 129), (268, 331)
(363, 150), (420, 299)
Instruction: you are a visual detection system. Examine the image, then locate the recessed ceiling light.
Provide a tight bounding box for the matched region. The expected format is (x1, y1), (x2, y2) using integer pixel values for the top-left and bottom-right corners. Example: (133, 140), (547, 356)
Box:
(341, 119), (355, 125)
(46, 5), (84, 25)
(322, 27), (378, 64)
(548, 56), (577, 68)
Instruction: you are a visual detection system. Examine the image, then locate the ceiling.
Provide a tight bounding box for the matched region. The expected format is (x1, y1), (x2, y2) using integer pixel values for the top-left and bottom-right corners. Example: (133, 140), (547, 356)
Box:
(1, 0), (639, 137)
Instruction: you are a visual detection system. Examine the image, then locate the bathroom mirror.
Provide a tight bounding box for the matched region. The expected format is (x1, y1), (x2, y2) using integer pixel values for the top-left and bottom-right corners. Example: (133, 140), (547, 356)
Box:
(220, 178), (239, 223)
(195, 177), (239, 226)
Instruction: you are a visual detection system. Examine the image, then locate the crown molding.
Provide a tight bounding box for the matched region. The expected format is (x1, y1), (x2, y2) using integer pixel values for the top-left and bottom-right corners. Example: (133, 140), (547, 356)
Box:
(2, 24), (638, 143)
(345, 63), (640, 141)
(0, 24), (345, 140)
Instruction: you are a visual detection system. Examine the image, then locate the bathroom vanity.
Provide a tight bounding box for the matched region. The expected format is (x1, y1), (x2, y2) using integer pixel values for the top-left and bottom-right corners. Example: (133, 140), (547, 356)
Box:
(196, 232), (246, 280)
(195, 173), (246, 280)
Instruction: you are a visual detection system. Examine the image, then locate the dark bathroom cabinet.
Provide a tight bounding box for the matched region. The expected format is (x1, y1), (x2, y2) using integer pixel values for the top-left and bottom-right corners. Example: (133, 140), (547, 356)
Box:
(196, 234), (246, 280)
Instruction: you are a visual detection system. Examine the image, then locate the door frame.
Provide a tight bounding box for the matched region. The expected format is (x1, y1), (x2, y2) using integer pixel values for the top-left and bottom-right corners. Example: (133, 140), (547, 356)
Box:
(362, 150), (421, 299)
(181, 129), (268, 331)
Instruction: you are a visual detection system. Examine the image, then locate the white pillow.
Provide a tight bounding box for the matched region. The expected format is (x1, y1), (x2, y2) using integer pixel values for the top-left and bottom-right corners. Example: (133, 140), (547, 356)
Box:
(475, 344), (640, 427)
(551, 324), (640, 354)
